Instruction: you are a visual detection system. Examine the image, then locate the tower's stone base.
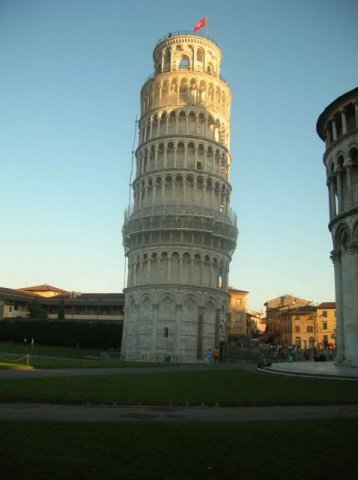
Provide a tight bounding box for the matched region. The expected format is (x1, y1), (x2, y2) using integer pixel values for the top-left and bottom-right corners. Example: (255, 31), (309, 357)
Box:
(121, 285), (229, 363)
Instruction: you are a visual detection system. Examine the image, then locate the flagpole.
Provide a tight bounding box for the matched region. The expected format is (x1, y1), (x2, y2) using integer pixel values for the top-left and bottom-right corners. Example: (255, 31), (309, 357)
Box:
(206, 17), (209, 37)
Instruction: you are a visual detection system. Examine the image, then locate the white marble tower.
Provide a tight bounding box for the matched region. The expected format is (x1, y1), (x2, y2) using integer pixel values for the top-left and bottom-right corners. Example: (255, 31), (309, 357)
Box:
(317, 87), (358, 366)
(121, 32), (238, 362)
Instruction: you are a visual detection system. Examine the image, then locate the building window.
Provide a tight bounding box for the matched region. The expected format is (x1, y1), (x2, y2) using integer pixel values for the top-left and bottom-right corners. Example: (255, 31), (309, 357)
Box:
(322, 311), (328, 317)
(179, 57), (190, 69)
(307, 326), (314, 333)
(164, 327), (169, 338)
(295, 326), (300, 333)
(236, 299), (242, 306)
(323, 322), (328, 330)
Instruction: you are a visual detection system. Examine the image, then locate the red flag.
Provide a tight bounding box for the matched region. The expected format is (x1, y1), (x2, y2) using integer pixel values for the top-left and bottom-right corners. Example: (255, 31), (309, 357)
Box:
(194, 17), (206, 32)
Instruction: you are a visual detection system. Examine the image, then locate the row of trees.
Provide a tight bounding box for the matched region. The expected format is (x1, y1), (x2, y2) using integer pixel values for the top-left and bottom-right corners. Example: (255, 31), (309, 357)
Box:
(0, 319), (122, 350)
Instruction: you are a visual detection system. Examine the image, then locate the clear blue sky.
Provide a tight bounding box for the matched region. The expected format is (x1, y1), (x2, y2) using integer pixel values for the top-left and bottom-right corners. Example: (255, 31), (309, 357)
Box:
(1, 0), (357, 311)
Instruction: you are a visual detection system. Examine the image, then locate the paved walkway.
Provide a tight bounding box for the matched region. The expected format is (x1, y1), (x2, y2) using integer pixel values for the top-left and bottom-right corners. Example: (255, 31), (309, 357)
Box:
(0, 402), (357, 423)
(263, 361), (358, 380)
(0, 361), (257, 378)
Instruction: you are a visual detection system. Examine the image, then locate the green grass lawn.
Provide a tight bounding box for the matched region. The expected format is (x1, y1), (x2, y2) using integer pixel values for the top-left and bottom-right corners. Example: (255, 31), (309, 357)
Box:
(1, 342), (358, 479)
(1, 369), (358, 406)
(1, 418), (358, 480)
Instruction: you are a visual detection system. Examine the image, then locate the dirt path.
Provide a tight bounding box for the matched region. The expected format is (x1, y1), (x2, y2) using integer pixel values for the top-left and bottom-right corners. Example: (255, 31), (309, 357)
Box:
(1, 402), (357, 423)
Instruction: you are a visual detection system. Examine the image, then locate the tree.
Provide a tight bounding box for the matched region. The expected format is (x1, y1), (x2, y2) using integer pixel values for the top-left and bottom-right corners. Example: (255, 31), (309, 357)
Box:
(28, 300), (48, 320)
(58, 298), (65, 320)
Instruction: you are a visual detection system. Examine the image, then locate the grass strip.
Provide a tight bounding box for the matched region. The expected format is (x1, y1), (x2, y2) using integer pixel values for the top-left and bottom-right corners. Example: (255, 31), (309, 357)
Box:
(1, 369), (358, 406)
(1, 418), (357, 480)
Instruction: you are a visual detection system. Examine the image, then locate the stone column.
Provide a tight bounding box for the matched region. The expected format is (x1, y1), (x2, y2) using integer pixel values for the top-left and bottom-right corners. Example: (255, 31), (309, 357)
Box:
(179, 255), (183, 280)
(174, 304), (182, 358)
(327, 177), (336, 219)
(346, 244), (358, 365)
(163, 144), (167, 168)
(209, 260), (213, 287)
(332, 119), (338, 141)
(215, 309), (221, 346)
(147, 258), (151, 282)
(149, 117), (153, 139)
(336, 170), (343, 213)
(151, 304), (159, 355)
(167, 257), (172, 282)
(346, 165), (353, 208)
(173, 178), (177, 202)
(162, 179), (165, 203)
(341, 109), (347, 135)
(354, 101), (358, 128)
(197, 307), (204, 360)
(154, 147), (158, 170)
(190, 258), (194, 284)
(331, 249), (344, 364)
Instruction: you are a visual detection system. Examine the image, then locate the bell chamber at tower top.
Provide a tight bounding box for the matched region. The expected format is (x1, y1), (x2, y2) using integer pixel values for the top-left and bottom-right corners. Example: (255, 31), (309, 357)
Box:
(140, 33), (231, 120)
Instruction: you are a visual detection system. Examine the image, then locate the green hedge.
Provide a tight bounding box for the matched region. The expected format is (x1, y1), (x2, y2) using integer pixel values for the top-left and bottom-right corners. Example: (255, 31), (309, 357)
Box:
(0, 319), (122, 349)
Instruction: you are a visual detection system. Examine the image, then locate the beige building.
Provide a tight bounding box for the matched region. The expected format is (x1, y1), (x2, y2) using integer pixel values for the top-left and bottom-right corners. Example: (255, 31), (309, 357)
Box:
(279, 305), (319, 349)
(0, 287), (35, 319)
(264, 295), (336, 349)
(265, 295), (313, 343)
(316, 302), (336, 349)
(317, 87), (358, 366)
(228, 288), (248, 337)
(0, 285), (124, 323)
(121, 32), (238, 362)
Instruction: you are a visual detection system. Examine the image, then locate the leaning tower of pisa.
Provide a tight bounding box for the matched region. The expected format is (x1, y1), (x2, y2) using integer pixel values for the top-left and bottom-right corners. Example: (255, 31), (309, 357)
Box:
(121, 32), (238, 362)
(317, 87), (358, 366)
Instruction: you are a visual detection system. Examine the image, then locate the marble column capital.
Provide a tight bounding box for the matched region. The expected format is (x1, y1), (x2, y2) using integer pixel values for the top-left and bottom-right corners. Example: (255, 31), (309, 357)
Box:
(330, 249), (341, 264)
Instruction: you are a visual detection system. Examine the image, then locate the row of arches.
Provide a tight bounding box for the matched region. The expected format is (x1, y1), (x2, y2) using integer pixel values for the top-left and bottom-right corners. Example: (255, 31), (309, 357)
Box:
(326, 146), (358, 218)
(326, 145), (358, 173)
(127, 250), (230, 290)
(333, 220), (358, 254)
(139, 108), (230, 147)
(324, 101), (358, 148)
(122, 288), (229, 360)
(126, 289), (228, 312)
(132, 172), (232, 210)
(123, 226), (237, 258)
(154, 40), (220, 79)
(136, 139), (230, 179)
(141, 76), (230, 116)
